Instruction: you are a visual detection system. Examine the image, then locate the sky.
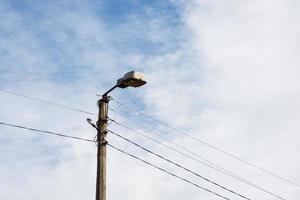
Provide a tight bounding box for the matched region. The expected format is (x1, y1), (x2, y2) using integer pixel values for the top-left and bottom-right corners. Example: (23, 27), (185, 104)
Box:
(0, 0), (300, 199)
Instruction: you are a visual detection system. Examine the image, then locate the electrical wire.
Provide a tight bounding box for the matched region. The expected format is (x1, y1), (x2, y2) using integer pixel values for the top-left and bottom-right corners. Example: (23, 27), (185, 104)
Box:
(107, 143), (231, 200)
(0, 89), (97, 116)
(108, 129), (251, 200)
(109, 117), (238, 174)
(0, 89), (291, 199)
(0, 121), (95, 143)
(1, 71), (298, 189)
(112, 98), (300, 189)
(0, 121), (232, 200)
(109, 118), (286, 200)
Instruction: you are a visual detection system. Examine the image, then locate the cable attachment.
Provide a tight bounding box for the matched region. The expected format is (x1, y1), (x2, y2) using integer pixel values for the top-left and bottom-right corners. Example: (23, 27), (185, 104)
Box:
(107, 118), (114, 126)
(102, 130), (108, 135)
(108, 96), (113, 101)
(96, 119), (108, 129)
(93, 135), (98, 146)
(98, 95), (113, 104)
(102, 140), (108, 145)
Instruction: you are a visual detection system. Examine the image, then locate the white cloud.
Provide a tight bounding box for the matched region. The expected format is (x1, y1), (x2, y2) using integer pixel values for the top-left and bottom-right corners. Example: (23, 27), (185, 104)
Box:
(1, 0), (300, 200)
(139, 0), (300, 199)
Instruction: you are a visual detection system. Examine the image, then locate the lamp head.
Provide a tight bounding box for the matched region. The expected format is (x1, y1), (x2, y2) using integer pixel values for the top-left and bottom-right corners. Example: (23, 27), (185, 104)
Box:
(86, 118), (94, 126)
(117, 71), (146, 88)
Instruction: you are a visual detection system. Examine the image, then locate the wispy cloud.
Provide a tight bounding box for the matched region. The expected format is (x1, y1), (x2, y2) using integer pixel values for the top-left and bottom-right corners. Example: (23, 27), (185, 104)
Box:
(0, 0), (299, 199)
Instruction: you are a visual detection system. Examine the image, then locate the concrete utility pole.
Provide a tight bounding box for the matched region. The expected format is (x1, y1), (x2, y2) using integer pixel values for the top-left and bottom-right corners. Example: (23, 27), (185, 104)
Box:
(96, 95), (109, 200)
(88, 71), (146, 200)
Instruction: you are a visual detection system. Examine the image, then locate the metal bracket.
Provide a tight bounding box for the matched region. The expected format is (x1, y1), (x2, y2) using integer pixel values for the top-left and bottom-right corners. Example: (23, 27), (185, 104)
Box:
(103, 130), (108, 135)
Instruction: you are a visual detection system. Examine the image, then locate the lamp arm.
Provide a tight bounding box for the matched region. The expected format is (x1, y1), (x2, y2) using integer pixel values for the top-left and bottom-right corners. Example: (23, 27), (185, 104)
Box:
(102, 84), (118, 97)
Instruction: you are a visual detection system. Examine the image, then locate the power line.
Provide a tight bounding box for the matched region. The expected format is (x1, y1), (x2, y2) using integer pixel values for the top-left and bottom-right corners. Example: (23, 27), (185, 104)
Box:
(109, 112), (235, 170)
(108, 129), (251, 200)
(2, 73), (293, 198)
(2, 72), (298, 189)
(109, 117), (238, 175)
(0, 89), (292, 199)
(112, 98), (300, 189)
(0, 121), (95, 143)
(109, 118), (286, 200)
(0, 89), (97, 116)
(0, 121), (231, 200)
(107, 143), (231, 200)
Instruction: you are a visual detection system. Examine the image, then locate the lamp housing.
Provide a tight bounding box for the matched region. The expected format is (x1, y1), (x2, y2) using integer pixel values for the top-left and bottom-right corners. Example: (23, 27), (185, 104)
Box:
(117, 71), (146, 88)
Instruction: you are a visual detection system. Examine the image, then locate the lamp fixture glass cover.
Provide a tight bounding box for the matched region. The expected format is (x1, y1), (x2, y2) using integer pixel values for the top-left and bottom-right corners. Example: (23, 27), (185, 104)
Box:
(117, 71), (146, 88)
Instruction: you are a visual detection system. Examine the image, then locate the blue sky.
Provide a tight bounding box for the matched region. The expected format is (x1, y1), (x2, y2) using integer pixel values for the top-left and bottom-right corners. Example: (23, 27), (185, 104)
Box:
(0, 0), (183, 86)
(1, 0), (300, 200)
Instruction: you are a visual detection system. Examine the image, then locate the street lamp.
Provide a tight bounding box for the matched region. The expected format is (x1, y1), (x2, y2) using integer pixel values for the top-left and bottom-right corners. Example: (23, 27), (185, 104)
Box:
(103, 71), (146, 96)
(92, 71), (146, 200)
